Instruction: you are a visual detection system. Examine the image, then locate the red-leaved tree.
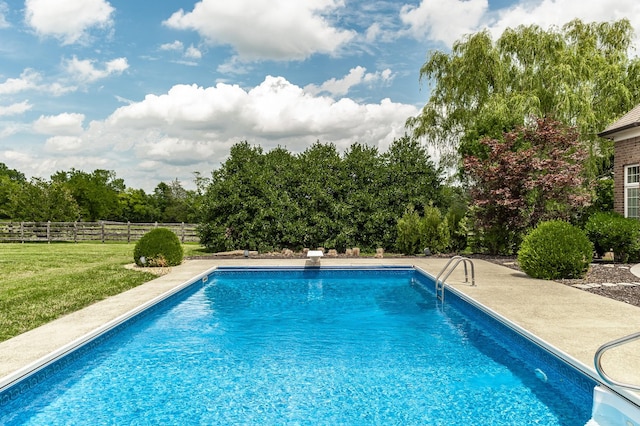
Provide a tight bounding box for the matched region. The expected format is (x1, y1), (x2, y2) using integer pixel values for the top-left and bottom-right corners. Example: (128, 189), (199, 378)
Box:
(463, 117), (592, 254)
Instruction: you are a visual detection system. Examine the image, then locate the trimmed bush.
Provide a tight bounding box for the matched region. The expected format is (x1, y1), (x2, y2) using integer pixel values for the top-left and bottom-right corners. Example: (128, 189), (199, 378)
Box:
(584, 212), (640, 263)
(518, 220), (593, 280)
(134, 228), (184, 267)
(396, 206), (422, 255)
(420, 204), (450, 254)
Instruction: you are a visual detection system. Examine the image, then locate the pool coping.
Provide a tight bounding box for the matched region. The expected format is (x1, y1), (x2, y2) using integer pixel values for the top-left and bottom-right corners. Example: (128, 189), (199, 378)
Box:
(1, 257), (640, 404)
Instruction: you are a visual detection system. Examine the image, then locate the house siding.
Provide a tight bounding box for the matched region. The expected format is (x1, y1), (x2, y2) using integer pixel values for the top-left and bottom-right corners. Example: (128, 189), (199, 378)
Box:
(614, 136), (640, 215)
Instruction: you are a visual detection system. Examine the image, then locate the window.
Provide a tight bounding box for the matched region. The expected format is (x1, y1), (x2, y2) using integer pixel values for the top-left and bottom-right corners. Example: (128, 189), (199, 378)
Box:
(625, 165), (640, 219)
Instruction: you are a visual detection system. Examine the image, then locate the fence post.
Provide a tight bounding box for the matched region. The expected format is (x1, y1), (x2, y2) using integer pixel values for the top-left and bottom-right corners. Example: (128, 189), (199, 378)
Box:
(47, 221), (51, 244)
(181, 222), (185, 243)
(20, 222), (24, 243)
(101, 221), (105, 243)
(127, 221), (131, 243)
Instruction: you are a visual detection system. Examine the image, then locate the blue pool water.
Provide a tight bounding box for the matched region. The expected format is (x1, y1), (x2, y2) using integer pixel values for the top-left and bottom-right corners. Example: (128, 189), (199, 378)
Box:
(0, 267), (596, 424)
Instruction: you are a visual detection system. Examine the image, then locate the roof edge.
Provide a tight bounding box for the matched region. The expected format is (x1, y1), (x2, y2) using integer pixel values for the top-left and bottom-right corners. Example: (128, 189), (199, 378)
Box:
(598, 122), (640, 139)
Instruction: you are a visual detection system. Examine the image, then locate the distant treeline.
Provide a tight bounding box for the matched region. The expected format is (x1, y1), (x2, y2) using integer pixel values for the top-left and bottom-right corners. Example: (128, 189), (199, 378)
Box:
(0, 164), (206, 224)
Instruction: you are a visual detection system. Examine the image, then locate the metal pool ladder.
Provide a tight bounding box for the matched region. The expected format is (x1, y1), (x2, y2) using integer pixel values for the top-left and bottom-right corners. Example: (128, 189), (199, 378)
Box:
(435, 256), (475, 302)
(594, 331), (640, 391)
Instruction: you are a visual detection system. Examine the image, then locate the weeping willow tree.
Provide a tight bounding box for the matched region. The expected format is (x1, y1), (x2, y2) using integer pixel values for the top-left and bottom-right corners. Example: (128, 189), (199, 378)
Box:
(407, 19), (640, 177)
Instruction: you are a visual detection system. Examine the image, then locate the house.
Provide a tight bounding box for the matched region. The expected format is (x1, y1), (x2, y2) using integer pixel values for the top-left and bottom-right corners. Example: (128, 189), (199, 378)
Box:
(598, 104), (640, 219)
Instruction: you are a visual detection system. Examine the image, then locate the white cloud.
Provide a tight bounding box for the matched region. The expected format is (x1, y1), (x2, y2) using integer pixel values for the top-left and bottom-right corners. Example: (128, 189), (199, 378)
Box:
(0, 2), (10, 29)
(400, 0), (640, 48)
(65, 56), (129, 83)
(25, 0), (114, 45)
(33, 113), (85, 135)
(159, 40), (184, 51)
(485, 0), (640, 42)
(0, 69), (40, 94)
(0, 69), (75, 96)
(365, 23), (382, 43)
(0, 101), (32, 116)
(305, 66), (394, 97)
(0, 76), (418, 190)
(30, 76), (412, 182)
(0, 149), (111, 181)
(163, 0), (355, 61)
(400, 0), (488, 46)
(44, 136), (83, 152)
(185, 45), (202, 59)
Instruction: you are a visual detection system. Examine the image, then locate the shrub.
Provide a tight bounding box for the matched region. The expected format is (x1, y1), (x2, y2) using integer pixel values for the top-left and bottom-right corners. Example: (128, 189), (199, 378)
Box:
(134, 228), (184, 267)
(396, 205), (450, 255)
(518, 220), (593, 280)
(420, 204), (450, 254)
(584, 212), (640, 263)
(396, 206), (422, 255)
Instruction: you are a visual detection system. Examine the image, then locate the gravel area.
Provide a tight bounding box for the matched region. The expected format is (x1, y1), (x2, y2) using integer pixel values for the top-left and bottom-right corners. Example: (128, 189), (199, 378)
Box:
(483, 256), (640, 308)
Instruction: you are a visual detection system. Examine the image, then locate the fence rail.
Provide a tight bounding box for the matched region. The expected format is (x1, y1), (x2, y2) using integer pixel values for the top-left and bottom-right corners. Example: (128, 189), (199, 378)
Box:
(0, 221), (199, 243)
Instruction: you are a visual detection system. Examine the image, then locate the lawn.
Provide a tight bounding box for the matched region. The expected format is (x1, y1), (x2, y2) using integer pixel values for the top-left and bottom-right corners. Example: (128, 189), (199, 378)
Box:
(0, 243), (205, 342)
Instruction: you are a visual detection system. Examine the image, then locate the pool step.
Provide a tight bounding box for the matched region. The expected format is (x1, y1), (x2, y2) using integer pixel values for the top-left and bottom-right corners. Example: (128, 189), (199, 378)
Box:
(587, 386), (640, 426)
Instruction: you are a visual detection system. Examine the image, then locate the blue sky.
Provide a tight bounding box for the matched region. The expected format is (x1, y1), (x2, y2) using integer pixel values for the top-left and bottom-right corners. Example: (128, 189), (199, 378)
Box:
(0, 0), (638, 190)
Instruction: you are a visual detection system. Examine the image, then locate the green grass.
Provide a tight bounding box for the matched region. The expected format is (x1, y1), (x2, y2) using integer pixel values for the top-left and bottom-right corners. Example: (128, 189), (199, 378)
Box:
(0, 242), (205, 342)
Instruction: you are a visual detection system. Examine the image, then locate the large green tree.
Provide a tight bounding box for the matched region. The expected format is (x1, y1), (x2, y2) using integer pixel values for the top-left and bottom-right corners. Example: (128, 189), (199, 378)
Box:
(51, 169), (124, 221)
(408, 19), (640, 174)
(199, 139), (443, 252)
(6, 179), (80, 222)
(0, 163), (26, 219)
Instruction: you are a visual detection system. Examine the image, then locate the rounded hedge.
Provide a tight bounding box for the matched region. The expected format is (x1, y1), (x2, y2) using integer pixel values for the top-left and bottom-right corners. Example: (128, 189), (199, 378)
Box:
(517, 220), (593, 280)
(584, 211), (640, 263)
(134, 228), (183, 267)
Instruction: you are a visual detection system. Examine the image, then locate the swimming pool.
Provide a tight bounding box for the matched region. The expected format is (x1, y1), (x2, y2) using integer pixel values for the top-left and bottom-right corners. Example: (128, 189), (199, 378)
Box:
(0, 266), (609, 424)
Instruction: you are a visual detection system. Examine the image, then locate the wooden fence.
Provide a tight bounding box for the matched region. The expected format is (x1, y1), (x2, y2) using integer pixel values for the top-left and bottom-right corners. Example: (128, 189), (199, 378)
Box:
(0, 221), (199, 243)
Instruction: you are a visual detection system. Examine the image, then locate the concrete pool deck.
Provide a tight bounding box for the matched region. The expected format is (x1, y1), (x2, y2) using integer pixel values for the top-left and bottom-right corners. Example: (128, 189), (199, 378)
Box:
(1, 257), (640, 397)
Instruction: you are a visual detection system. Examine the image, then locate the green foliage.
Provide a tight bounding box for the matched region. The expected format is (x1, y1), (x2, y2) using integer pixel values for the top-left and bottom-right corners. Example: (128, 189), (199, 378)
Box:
(420, 205), (450, 254)
(584, 212), (640, 262)
(0, 164), (206, 223)
(134, 228), (184, 267)
(518, 221), (593, 280)
(200, 138), (443, 253)
(395, 205), (450, 255)
(52, 169), (124, 221)
(442, 186), (469, 252)
(396, 207), (422, 255)
(409, 19), (640, 177)
(6, 179), (80, 221)
(463, 117), (591, 254)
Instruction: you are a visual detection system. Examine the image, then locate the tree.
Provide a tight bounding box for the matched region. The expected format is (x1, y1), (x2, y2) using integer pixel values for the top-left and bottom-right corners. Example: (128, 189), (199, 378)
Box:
(52, 169), (124, 221)
(463, 117), (591, 254)
(198, 139), (444, 253)
(118, 188), (160, 223)
(7, 179), (80, 221)
(153, 179), (198, 223)
(199, 142), (272, 252)
(408, 19), (640, 175)
(0, 163), (27, 219)
(0, 162), (26, 182)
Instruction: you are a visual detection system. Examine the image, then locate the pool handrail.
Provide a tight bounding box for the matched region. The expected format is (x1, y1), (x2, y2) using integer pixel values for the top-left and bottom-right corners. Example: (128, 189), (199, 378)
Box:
(594, 331), (640, 391)
(435, 256), (476, 302)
